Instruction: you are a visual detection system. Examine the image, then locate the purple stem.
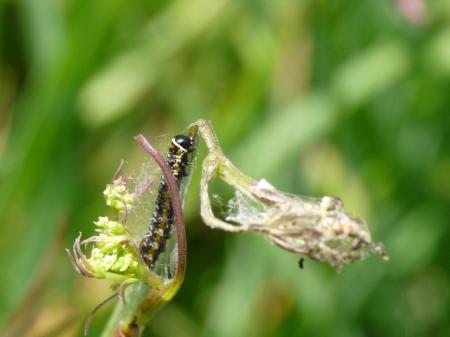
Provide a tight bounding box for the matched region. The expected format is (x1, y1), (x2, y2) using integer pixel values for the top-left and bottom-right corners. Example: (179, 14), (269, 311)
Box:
(134, 134), (187, 283)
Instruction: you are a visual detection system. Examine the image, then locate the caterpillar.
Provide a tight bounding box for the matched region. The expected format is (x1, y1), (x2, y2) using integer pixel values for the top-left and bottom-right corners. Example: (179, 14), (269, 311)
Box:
(139, 134), (196, 270)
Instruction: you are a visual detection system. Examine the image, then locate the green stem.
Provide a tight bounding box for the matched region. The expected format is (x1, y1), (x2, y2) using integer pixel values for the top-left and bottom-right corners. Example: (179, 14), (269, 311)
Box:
(99, 279), (183, 337)
(100, 282), (150, 337)
(193, 119), (256, 191)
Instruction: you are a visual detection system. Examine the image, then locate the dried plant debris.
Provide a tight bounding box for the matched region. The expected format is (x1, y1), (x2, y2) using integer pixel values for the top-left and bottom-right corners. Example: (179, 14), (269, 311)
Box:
(193, 118), (388, 271)
(225, 179), (388, 270)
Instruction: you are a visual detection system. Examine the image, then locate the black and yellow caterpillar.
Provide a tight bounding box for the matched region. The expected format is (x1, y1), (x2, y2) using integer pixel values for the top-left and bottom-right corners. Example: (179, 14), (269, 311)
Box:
(139, 134), (196, 270)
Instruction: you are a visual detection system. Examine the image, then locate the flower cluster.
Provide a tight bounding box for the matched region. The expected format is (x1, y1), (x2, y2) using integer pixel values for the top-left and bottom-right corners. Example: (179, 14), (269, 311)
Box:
(67, 177), (146, 283)
(103, 177), (135, 213)
(86, 217), (141, 278)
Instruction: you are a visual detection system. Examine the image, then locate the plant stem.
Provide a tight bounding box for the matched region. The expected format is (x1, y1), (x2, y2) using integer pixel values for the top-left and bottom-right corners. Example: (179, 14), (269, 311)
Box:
(193, 119), (257, 233)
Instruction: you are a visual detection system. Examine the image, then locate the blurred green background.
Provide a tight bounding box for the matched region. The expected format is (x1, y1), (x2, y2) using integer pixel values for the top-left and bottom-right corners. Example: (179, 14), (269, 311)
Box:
(1, 0), (449, 336)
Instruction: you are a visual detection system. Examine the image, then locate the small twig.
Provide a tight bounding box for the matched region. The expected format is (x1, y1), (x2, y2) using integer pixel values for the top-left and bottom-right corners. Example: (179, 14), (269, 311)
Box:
(112, 159), (125, 181)
(118, 280), (135, 304)
(133, 176), (152, 199)
(84, 292), (119, 336)
(71, 234), (95, 278)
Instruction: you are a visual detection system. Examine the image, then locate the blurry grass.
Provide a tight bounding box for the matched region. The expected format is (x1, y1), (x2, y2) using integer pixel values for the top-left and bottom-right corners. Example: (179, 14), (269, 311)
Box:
(1, 0), (449, 336)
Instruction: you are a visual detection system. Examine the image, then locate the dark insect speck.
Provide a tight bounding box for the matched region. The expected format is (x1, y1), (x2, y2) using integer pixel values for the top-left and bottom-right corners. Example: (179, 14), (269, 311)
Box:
(298, 257), (305, 269)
